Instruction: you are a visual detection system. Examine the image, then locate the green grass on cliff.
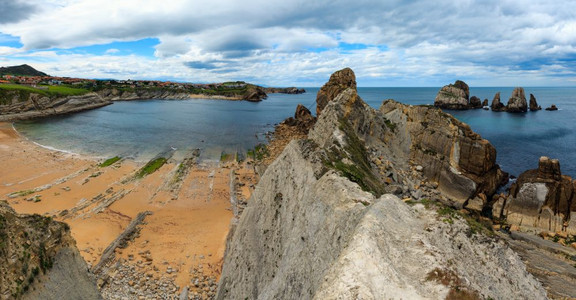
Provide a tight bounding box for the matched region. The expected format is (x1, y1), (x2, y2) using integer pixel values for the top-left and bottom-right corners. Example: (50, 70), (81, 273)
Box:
(0, 84), (89, 98)
(99, 156), (121, 167)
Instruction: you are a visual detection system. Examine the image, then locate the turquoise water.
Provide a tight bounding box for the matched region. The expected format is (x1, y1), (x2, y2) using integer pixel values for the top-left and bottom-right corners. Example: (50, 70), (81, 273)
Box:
(14, 87), (576, 177)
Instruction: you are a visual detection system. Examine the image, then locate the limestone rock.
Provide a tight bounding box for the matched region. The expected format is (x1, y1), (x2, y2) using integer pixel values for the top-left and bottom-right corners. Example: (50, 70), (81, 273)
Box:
(504, 156), (576, 234)
(217, 68), (544, 299)
(315, 67), (356, 116)
(490, 92), (506, 112)
(506, 87), (528, 113)
(482, 99), (489, 107)
(243, 86), (268, 102)
(529, 94), (541, 111)
(546, 104), (558, 111)
(434, 80), (470, 110)
(469, 96), (482, 109)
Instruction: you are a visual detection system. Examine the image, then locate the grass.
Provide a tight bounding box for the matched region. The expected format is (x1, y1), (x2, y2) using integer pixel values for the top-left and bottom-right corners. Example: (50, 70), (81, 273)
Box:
(99, 156), (121, 167)
(135, 157), (167, 178)
(247, 143), (269, 161)
(0, 84), (89, 97)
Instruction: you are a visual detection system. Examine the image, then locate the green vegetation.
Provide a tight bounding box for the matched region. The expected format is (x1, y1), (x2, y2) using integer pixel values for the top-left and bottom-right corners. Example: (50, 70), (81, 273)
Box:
(0, 84), (89, 97)
(99, 156), (121, 167)
(322, 119), (385, 196)
(247, 143), (269, 161)
(135, 157), (167, 178)
(384, 118), (397, 132)
(8, 190), (35, 198)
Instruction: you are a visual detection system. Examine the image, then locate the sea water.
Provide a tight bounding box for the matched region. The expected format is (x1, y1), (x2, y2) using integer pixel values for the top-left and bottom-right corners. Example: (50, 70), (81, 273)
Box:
(13, 87), (576, 177)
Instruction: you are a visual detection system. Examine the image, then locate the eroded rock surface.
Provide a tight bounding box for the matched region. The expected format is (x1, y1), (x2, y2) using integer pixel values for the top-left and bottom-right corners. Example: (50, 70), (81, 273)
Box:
(491, 92), (506, 111)
(529, 93), (542, 111)
(434, 80), (470, 110)
(506, 87), (528, 113)
(217, 68), (544, 300)
(500, 156), (576, 234)
(315, 67), (356, 116)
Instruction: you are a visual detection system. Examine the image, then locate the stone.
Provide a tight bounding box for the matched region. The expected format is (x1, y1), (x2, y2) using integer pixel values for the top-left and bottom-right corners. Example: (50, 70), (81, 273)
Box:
(433, 80), (470, 110)
(482, 99), (489, 107)
(506, 87), (528, 113)
(315, 67), (356, 116)
(469, 96), (482, 109)
(490, 92), (506, 112)
(529, 94), (541, 111)
(546, 104), (558, 111)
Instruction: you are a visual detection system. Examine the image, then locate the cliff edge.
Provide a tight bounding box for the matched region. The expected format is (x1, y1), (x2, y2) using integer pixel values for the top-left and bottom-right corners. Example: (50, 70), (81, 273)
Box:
(216, 68), (544, 299)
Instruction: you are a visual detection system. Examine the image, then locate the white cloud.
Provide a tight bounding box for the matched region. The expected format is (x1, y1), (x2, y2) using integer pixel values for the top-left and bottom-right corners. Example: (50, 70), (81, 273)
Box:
(0, 0), (575, 85)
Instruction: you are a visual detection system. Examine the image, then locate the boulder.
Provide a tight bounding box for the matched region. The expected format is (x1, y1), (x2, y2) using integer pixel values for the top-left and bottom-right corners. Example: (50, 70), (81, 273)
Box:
(315, 67), (356, 116)
(470, 96), (482, 109)
(490, 92), (506, 112)
(503, 156), (576, 234)
(433, 80), (470, 110)
(529, 94), (541, 111)
(546, 104), (558, 111)
(506, 87), (528, 113)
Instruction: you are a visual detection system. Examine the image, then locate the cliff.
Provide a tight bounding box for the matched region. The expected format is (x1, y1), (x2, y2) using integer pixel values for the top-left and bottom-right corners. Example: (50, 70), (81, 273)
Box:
(0, 201), (100, 299)
(0, 91), (111, 122)
(217, 68), (544, 299)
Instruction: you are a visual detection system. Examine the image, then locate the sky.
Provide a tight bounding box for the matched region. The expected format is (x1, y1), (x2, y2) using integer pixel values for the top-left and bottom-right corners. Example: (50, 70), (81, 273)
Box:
(0, 0), (575, 87)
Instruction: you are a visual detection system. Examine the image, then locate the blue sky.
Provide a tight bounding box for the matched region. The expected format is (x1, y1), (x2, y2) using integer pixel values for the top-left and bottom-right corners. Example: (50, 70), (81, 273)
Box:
(1, 0), (576, 87)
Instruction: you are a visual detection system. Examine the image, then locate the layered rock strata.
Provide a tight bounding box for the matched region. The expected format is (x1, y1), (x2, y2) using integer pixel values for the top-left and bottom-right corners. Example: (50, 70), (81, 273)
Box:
(506, 87), (528, 112)
(497, 156), (576, 234)
(433, 80), (470, 110)
(0, 201), (100, 299)
(217, 68), (544, 299)
(315, 67), (356, 116)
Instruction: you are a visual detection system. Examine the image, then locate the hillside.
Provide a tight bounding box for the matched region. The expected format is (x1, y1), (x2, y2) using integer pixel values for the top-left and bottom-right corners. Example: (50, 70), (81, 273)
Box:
(0, 65), (48, 77)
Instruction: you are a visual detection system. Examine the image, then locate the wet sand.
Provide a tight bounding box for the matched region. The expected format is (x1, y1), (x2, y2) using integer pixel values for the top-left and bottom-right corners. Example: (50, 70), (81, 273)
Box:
(0, 122), (257, 294)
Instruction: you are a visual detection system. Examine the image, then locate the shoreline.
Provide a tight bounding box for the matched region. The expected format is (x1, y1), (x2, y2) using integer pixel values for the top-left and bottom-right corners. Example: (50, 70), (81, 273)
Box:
(0, 121), (258, 297)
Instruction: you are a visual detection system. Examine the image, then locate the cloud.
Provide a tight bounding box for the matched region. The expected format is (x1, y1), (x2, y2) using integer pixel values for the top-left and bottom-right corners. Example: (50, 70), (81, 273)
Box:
(1, 0), (576, 86)
(105, 48), (119, 54)
(0, 0), (37, 24)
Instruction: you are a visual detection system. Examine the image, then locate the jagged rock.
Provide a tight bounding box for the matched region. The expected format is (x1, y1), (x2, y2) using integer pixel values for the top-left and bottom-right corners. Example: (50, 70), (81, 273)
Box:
(506, 87), (528, 113)
(243, 86), (268, 102)
(217, 68), (544, 300)
(482, 99), (489, 107)
(469, 96), (482, 109)
(546, 104), (558, 111)
(434, 80), (470, 110)
(529, 94), (541, 111)
(0, 201), (101, 299)
(490, 92), (506, 112)
(504, 156), (576, 234)
(315, 67), (356, 116)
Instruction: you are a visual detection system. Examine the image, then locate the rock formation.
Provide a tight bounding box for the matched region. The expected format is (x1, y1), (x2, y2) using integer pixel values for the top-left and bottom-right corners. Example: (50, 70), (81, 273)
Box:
(0, 201), (101, 299)
(217, 68), (544, 299)
(433, 80), (470, 110)
(315, 67), (356, 116)
(469, 96), (482, 109)
(506, 87), (528, 113)
(497, 157), (576, 234)
(242, 86), (268, 102)
(0, 92), (111, 122)
(264, 87), (306, 94)
(546, 104), (558, 111)
(529, 94), (541, 111)
(482, 99), (489, 107)
(491, 92), (506, 111)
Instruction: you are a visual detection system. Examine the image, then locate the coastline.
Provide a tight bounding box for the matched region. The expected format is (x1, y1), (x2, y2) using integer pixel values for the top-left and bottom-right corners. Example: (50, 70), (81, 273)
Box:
(0, 122), (257, 297)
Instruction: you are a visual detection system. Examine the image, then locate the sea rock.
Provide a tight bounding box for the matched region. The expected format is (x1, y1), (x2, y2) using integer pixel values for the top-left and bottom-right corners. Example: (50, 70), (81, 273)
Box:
(315, 67), (356, 116)
(506, 87), (528, 113)
(264, 87), (306, 94)
(469, 96), (482, 109)
(433, 80), (470, 110)
(482, 99), (489, 107)
(490, 92), (506, 112)
(503, 156), (576, 234)
(546, 104), (558, 111)
(243, 86), (268, 102)
(529, 94), (541, 111)
(217, 69), (545, 300)
(282, 104), (316, 132)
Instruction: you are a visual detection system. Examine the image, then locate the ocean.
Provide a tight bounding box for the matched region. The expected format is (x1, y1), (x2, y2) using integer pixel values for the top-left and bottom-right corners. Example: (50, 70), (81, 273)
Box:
(13, 87), (576, 177)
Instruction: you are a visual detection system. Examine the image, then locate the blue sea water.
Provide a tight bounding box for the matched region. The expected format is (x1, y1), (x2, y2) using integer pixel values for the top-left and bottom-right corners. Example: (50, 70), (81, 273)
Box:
(13, 87), (576, 177)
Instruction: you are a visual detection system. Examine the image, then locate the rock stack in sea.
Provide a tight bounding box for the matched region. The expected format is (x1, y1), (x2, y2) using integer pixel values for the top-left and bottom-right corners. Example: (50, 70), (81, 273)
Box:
(529, 94), (542, 111)
(433, 80), (471, 110)
(506, 87), (528, 112)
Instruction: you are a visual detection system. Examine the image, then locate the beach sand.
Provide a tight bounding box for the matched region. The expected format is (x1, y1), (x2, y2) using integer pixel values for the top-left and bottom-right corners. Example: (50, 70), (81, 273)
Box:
(0, 122), (257, 295)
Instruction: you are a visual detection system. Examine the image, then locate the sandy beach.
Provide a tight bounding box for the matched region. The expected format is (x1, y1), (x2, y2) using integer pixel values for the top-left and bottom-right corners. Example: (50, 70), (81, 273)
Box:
(0, 121), (257, 296)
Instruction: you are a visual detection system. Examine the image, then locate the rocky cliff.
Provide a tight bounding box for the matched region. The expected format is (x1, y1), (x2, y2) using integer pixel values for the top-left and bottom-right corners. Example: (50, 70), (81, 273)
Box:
(264, 87), (306, 94)
(315, 67), (356, 116)
(433, 80), (470, 110)
(496, 156), (576, 234)
(0, 92), (111, 122)
(0, 201), (100, 299)
(217, 68), (544, 299)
